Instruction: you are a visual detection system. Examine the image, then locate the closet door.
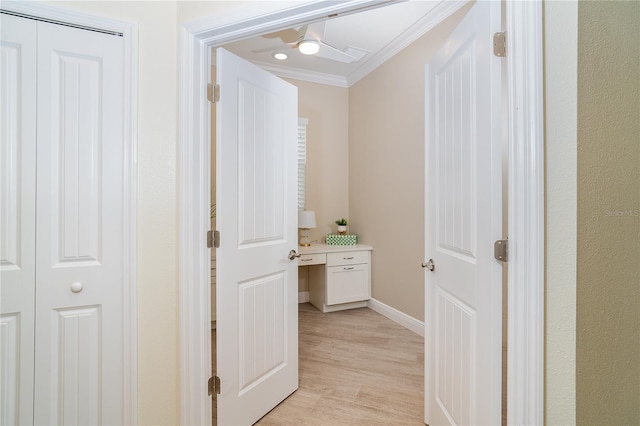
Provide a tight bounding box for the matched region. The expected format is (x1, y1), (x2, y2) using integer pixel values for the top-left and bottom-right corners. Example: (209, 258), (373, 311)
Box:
(33, 21), (125, 425)
(0, 14), (37, 426)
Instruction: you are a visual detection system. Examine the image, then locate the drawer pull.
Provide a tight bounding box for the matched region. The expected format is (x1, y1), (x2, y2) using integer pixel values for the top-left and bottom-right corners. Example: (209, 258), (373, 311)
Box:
(343, 267), (354, 271)
(343, 257), (354, 260)
(300, 258), (313, 262)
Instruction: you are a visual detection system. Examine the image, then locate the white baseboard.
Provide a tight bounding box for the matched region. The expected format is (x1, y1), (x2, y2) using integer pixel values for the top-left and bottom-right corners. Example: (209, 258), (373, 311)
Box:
(298, 291), (309, 303)
(367, 298), (424, 337)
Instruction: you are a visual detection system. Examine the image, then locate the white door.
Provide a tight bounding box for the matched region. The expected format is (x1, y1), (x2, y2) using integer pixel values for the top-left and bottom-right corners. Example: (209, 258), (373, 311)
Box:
(216, 48), (299, 425)
(424, 1), (503, 425)
(1, 14), (37, 425)
(1, 14), (128, 425)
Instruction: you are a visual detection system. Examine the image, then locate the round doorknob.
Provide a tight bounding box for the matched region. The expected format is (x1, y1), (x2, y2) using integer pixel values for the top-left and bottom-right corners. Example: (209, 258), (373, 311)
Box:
(70, 282), (84, 293)
(421, 259), (435, 272)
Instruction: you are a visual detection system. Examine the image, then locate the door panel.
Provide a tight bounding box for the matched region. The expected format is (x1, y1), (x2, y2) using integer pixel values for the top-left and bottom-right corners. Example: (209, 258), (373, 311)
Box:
(0, 14), (37, 426)
(425, 1), (502, 425)
(34, 21), (125, 425)
(216, 48), (298, 426)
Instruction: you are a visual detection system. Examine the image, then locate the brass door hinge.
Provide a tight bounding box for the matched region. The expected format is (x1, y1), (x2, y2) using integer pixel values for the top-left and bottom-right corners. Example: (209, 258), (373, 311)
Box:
(494, 239), (508, 262)
(208, 375), (221, 395)
(207, 83), (220, 103)
(207, 230), (220, 248)
(493, 32), (506, 57)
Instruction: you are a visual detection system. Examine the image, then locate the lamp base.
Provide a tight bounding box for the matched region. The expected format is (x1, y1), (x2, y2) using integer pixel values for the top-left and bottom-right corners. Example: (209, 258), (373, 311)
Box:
(299, 228), (311, 247)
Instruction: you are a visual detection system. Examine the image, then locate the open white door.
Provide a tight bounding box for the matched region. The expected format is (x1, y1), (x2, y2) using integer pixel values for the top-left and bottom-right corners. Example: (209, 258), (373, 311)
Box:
(424, 1), (503, 425)
(216, 48), (299, 425)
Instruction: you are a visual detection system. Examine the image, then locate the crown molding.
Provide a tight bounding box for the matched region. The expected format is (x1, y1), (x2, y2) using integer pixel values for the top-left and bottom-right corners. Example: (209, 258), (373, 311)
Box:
(254, 61), (349, 88)
(347, 0), (469, 86)
(239, 0), (470, 88)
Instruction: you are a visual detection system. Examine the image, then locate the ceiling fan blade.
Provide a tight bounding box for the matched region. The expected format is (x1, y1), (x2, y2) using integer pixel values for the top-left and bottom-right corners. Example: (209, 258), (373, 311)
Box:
(251, 43), (295, 54)
(304, 21), (326, 40)
(316, 41), (368, 64)
(261, 26), (306, 44)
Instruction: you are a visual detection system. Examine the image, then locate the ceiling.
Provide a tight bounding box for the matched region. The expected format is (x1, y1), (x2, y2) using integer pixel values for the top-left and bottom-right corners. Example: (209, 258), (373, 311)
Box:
(222, 0), (448, 88)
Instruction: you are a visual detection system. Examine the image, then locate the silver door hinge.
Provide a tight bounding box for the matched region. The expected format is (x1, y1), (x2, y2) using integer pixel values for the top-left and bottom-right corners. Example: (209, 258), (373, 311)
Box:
(207, 230), (220, 248)
(207, 83), (220, 103)
(494, 239), (508, 262)
(208, 375), (221, 395)
(493, 32), (506, 57)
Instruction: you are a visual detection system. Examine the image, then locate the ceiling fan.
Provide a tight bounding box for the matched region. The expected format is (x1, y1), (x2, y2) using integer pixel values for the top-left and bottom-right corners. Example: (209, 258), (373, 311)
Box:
(253, 21), (368, 64)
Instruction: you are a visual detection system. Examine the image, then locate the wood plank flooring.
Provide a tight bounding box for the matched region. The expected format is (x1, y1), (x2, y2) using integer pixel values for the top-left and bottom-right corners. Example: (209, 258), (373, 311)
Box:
(212, 303), (425, 425)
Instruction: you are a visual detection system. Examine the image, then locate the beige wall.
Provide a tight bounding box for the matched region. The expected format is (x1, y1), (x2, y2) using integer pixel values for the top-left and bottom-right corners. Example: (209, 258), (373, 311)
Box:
(348, 4), (472, 321)
(576, 1), (640, 424)
(283, 79), (350, 293)
(544, 1), (578, 423)
(285, 79), (350, 243)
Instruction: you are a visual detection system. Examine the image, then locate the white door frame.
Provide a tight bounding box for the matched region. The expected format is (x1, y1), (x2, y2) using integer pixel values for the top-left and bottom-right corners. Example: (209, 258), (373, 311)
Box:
(1, 2), (139, 423)
(178, 1), (544, 425)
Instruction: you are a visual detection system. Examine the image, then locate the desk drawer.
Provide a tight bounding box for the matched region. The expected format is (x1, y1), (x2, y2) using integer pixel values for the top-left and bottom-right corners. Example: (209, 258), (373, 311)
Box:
(327, 250), (369, 267)
(299, 253), (326, 266)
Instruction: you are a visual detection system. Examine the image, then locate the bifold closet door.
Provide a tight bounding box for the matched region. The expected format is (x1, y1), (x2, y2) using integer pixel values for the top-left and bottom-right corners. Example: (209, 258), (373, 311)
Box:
(1, 14), (38, 426)
(1, 13), (126, 425)
(33, 20), (125, 425)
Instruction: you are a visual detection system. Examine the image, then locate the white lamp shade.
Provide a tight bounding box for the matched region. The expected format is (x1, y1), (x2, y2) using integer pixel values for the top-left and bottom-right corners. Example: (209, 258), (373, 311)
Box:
(298, 210), (316, 228)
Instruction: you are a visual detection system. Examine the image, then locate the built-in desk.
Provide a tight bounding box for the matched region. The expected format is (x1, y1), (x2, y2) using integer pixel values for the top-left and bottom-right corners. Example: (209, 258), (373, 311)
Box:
(299, 244), (373, 313)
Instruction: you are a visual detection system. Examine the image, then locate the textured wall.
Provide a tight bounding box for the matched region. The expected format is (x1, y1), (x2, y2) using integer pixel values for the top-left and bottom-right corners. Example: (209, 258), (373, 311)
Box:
(576, 1), (640, 425)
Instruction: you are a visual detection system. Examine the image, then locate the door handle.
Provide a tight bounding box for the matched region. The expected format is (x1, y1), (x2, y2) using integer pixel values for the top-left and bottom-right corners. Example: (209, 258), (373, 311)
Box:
(288, 250), (301, 260)
(422, 259), (435, 272)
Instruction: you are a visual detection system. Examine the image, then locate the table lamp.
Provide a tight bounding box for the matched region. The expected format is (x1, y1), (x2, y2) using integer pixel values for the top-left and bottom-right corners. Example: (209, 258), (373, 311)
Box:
(298, 210), (316, 247)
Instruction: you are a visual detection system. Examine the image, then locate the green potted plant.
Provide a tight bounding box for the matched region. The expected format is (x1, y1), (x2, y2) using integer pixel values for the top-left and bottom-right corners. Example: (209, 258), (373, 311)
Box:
(335, 218), (348, 235)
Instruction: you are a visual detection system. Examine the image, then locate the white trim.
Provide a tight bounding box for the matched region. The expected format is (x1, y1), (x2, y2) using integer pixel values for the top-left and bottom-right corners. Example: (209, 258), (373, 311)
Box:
(179, 2), (545, 425)
(367, 298), (424, 337)
(1, 2), (138, 423)
(505, 2), (545, 425)
(257, 61), (349, 88)
(178, 24), (212, 426)
(298, 292), (310, 304)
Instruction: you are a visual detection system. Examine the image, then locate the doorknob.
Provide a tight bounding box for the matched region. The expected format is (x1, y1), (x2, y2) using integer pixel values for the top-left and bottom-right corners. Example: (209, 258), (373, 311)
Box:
(288, 250), (301, 260)
(422, 259), (435, 272)
(70, 282), (84, 293)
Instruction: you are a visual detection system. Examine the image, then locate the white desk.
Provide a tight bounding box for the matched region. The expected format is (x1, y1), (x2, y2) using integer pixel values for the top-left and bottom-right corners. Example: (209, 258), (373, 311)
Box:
(299, 244), (373, 313)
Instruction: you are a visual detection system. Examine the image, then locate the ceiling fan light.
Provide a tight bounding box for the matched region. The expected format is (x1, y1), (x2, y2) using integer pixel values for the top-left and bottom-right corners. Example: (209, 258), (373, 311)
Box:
(273, 52), (288, 60)
(298, 40), (320, 55)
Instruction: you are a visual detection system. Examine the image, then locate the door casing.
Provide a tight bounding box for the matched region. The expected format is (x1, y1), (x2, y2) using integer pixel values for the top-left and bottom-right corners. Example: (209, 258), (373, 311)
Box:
(178, 1), (544, 425)
(0, 1), (139, 423)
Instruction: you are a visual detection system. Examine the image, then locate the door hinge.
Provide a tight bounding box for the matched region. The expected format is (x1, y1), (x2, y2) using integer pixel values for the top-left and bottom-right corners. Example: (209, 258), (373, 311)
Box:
(208, 375), (221, 395)
(493, 32), (506, 57)
(494, 239), (508, 262)
(207, 83), (220, 103)
(207, 230), (220, 248)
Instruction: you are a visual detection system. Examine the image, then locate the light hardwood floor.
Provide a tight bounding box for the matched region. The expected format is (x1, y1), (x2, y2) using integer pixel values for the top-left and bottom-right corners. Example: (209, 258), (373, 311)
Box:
(213, 303), (425, 425)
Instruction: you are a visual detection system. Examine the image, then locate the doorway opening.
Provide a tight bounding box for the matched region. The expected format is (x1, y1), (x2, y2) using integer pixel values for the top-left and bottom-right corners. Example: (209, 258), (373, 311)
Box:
(209, 1), (497, 424)
(179, 1), (544, 425)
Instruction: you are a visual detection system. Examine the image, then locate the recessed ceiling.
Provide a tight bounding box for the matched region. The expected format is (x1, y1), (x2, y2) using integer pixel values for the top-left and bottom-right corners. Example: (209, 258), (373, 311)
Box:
(222, 0), (451, 87)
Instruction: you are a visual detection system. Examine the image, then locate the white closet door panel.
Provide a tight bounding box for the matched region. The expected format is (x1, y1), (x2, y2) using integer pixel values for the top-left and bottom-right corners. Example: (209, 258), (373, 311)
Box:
(34, 21), (125, 425)
(0, 14), (37, 426)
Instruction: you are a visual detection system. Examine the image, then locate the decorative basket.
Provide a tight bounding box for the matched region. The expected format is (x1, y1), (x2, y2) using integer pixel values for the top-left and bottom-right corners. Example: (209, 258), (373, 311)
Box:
(326, 233), (358, 246)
